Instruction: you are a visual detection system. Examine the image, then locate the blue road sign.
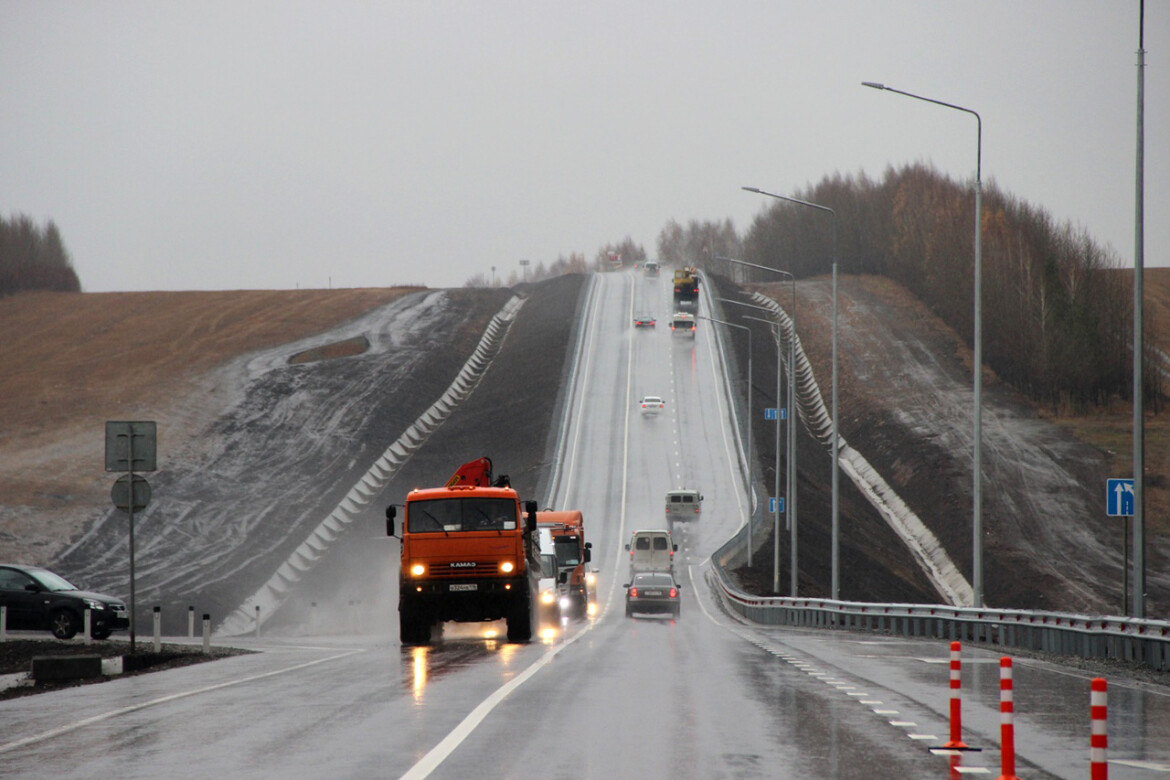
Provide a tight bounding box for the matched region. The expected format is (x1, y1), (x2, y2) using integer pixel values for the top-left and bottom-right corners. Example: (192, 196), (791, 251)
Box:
(769, 497), (785, 514)
(1107, 478), (1135, 517)
(765, 408), (777, 421)
(781, 407), (787, 420)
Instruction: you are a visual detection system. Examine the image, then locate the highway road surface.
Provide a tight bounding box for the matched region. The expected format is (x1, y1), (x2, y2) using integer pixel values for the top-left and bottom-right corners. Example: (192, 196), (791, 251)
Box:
(2, 270), (1168, 779)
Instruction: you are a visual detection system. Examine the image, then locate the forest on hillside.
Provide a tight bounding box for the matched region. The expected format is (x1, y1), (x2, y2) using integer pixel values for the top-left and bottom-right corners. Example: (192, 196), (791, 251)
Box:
(643, 165), (1143, 412)
(0, 213), (80, 297)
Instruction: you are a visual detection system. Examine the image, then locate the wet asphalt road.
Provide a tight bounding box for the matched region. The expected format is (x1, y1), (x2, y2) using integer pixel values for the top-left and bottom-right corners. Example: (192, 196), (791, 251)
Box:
(2, 271), (1168, 778)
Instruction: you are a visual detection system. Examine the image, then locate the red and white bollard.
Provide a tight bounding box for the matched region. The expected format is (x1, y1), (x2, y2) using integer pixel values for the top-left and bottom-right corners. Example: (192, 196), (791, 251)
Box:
(996, 657), (1019, 780)
(944, 641), (969, 749)
(1091, 677), (1108, 780)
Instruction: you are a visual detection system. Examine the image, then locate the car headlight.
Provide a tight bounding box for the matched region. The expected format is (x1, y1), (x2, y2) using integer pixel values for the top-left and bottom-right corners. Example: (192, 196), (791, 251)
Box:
(585, 572), (597, 586)
(410, 563), (426, 577)
(500, 561), (515, 574)
(82, 599), (105, 611)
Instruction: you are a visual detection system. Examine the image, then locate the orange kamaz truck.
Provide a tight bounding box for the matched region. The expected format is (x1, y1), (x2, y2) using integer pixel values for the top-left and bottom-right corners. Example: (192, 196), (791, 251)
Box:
(385, 457), (539, 644)
(536, 510), (593, 618)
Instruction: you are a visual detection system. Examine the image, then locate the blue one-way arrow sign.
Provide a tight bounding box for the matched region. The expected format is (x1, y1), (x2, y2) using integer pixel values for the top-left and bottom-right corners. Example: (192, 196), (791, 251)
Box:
(1107, 478), (1135, 517)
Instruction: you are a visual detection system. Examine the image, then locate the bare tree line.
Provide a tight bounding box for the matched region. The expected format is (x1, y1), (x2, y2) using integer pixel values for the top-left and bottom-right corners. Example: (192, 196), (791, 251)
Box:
(740, 163), (1146, 411)
(0, 213), (81, 297)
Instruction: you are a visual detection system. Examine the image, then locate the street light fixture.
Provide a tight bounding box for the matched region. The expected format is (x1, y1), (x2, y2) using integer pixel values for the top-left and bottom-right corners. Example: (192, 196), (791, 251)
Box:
(862, 80), (984, 607)
(716, 258), (798, 596)
(740, 188), (842, 600)
(700, 315), (754, 566)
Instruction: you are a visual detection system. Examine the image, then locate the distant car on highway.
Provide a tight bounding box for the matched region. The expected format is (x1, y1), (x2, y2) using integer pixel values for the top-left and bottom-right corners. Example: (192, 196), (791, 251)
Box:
(624, 571), (681, 617)
(644, 261), (660, 277)
(670, 312), (696, 336)
(639, 396), (665, 415)
(0, 563), (129, 640)
(633, 314), (656, 328)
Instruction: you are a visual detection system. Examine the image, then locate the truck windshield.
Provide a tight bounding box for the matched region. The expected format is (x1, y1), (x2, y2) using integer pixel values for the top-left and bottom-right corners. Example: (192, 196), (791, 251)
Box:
(407, 497), (517, 533)
(553, 537), (581, 566)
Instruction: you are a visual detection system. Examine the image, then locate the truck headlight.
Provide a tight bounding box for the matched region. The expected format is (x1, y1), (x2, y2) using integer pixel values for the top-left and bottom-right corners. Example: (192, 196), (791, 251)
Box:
(500, 561), (515, 574)
(410, 563), (426, 577)
(540, 590), (556, 605)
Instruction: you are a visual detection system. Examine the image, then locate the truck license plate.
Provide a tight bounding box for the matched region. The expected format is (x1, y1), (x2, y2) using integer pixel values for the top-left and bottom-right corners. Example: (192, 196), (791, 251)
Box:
(449, 583), (477, 592)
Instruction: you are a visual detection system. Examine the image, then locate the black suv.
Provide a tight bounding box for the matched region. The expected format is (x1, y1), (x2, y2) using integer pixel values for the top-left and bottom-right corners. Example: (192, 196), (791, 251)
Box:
(0, 564), (129, 640)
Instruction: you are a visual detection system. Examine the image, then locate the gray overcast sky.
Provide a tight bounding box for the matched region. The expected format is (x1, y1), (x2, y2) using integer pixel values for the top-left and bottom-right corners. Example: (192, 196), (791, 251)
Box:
(1, 1), (1165, 292)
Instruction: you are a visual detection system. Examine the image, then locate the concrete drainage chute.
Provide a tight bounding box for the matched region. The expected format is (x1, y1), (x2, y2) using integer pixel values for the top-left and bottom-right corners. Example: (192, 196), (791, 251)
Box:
(749, 292), (973, 607)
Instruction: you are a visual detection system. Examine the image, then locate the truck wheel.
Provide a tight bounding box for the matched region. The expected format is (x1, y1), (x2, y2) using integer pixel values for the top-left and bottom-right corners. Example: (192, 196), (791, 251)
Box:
(506, 598), (533, 642)
(400, 605), (430, 645)
(50, 609), (79, 640)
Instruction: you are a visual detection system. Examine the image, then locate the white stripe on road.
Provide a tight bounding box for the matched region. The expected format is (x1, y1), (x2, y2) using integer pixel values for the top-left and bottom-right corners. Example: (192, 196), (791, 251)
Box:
(0, 650), (363, 755)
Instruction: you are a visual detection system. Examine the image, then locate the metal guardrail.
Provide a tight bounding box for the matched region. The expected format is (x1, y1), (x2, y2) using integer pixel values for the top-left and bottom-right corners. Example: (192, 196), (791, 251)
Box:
(708, 560), (1170, 672)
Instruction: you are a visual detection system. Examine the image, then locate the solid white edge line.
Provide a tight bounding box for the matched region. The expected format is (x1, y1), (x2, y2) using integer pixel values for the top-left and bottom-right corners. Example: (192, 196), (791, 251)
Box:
(0, 650), (364, 755)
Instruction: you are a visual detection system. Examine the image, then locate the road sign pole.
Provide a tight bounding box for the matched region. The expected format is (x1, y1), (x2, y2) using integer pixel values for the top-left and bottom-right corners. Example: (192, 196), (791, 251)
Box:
(1124, 516), (1130, 617)
(128, 435), (136, 655)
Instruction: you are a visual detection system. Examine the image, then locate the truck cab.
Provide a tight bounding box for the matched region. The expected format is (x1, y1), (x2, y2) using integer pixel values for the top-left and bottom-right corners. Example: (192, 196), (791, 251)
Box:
(388, 478), (539, 645)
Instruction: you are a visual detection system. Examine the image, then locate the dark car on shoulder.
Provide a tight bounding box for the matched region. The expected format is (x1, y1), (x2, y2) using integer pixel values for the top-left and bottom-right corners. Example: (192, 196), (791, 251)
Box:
(624, 571), (681, 618)
(0, 563), (129, 640)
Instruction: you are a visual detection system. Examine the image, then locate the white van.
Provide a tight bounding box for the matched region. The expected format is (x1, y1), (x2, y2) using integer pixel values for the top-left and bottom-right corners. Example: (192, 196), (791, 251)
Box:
(625, 530), (678, 575)
(665, 489), (703, 524)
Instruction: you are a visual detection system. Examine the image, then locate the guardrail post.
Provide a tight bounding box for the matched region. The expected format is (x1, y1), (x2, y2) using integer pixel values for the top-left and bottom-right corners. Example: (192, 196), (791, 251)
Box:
(945, 641), (969, 749)
(0, 605), (6, 642)
(996, 657), (1018, 780)
(1091, 678), (1107, 780)
(188, 606), (195, 638)
(254, 605), (261, 638)
(153, 606), (161, 652)
(202, 613), (211, 654)
(84, 608), (92, 646)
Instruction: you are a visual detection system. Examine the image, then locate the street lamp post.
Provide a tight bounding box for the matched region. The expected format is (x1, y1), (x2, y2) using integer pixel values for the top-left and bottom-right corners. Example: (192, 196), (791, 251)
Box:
(701, 315), (754, 566)
(863, 80), (984, 607)
(716, 257), (798, 596)
(740, 188), (841, 600)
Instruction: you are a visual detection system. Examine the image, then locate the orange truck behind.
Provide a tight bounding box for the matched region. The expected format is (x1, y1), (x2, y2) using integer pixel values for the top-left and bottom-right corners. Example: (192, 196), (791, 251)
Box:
(537, 510), (593, 618)
(386, 457), (540, 644)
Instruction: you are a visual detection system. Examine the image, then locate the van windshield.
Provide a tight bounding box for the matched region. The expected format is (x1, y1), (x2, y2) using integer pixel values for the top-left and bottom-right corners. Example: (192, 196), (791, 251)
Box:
(407, 497), (517, 533)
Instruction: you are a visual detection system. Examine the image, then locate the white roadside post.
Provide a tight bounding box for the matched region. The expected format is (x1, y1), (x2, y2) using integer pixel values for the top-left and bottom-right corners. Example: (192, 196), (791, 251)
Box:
(153, 606), (162, 653)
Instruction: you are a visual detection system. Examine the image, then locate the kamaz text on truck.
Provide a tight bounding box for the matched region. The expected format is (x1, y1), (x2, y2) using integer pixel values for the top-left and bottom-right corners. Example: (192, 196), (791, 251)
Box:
(537, 510), (594, 619)
(385, 457), (539, 644)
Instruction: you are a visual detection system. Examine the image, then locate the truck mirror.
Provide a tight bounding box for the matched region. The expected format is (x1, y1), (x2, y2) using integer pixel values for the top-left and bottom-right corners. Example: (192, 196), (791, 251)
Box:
(385, 505), (397, 537)
(624, 544), (630, 551)
(525, 500), (538, 532)
(673, 544), (678, 552)
(584, 548), (592, 564)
